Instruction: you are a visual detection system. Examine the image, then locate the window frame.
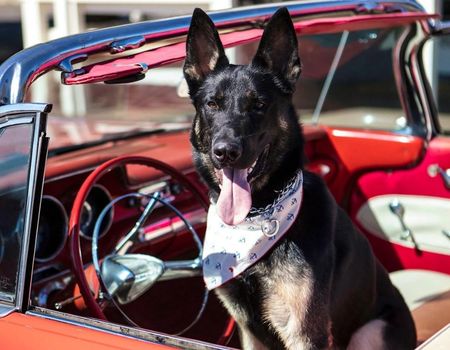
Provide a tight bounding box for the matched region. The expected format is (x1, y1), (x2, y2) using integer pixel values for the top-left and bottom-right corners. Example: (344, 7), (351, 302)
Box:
(0, 103), (49, 317)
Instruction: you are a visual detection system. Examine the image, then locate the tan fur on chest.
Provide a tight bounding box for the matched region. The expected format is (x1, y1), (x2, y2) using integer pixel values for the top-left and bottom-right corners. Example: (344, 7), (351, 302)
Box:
(261, 265), (314, 349)
(215, 264), (316, 350)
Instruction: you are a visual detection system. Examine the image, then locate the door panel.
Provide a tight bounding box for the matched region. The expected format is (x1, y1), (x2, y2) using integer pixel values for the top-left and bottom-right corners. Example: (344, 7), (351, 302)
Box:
(323, 127), (425, 203)
(304, 126), (425, 204)
(349, 136), (450, 273)
(356, 194), (450, 255)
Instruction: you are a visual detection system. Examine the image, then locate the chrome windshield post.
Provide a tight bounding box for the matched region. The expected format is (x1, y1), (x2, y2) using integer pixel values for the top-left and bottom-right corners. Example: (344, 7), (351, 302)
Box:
(0, 103), (50, 316)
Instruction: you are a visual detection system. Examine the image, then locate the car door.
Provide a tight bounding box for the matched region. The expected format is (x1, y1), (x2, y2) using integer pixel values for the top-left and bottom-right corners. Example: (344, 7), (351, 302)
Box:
(342, 22), (450, 274)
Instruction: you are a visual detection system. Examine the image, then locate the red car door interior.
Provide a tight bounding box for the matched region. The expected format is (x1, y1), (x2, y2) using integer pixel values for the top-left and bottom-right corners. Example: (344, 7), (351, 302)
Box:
(348, 135), (450, 274)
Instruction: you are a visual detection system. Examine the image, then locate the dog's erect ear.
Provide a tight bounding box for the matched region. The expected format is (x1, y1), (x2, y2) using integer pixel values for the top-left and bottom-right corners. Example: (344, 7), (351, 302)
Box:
(183, 8), (229, 94)
(252, 7), (301, 92)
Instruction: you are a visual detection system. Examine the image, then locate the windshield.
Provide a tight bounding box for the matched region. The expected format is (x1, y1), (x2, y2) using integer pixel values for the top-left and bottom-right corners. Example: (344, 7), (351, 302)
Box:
(27, 61), (195, 151)
(27, 25), (407, 152)
(296, 27), (405, 129)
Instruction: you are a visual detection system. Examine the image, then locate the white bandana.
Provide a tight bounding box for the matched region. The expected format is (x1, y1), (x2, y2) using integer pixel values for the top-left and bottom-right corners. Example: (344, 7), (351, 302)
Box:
(202, 171), (303, 290)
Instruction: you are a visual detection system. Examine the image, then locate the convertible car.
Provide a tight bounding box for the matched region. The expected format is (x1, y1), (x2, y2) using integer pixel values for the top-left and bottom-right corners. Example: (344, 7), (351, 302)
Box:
(0, 0), (449, 349)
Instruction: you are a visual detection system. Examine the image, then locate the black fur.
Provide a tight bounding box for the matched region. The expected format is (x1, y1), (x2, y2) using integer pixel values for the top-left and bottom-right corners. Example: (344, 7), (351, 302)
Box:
(184, 7), (416, 349)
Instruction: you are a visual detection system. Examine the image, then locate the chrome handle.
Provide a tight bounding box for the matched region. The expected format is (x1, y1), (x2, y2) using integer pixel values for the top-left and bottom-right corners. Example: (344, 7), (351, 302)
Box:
(388, 200), (420, 253)
(428, 164), (450, 189)
(161, 258), (203, 281)
(54, 294), (83, 310)
(442, 230), (450, 240)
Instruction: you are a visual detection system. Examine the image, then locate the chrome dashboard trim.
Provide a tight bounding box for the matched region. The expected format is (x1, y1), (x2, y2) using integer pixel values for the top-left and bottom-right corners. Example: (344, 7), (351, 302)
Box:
(139, 208), (206, 244)
(138, 180), (170, 196)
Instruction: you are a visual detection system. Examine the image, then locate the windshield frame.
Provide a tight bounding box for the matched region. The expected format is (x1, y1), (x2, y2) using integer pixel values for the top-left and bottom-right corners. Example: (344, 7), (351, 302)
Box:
(0, 1), (429, 106)
(0, 103), (49, 317)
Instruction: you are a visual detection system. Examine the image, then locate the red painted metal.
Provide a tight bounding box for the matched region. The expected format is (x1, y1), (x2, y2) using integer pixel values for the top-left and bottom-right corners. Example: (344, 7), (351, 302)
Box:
(362, 227), (450, 274)
(0, 313), (173, 350)
(312, 127), (424, 204)
(355, 137), (450, 198)
(68, 155), (209, 320)
(325, 128), (424, 173)
(64, 29), (262, 85)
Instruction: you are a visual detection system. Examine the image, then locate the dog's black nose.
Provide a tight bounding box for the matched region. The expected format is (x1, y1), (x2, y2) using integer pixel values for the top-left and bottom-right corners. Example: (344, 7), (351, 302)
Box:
(213, 142), (242, 165)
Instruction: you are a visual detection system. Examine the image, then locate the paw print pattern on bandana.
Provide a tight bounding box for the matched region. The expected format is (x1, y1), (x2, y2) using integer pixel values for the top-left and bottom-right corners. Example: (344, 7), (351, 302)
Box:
(203, 171), (304, 290)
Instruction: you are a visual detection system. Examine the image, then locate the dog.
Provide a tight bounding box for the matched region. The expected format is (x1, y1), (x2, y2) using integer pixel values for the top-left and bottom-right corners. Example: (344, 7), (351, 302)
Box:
(183, 7), (416, 350)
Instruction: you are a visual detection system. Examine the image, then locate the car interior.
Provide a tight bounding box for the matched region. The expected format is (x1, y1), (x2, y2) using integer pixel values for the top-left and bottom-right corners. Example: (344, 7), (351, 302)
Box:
(0, 4), (449, 349)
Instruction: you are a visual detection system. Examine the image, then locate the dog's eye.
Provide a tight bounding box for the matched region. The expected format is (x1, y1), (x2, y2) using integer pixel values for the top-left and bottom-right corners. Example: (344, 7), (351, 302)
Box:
(207, 101), (218, 109)
(254, 101), (266, 110)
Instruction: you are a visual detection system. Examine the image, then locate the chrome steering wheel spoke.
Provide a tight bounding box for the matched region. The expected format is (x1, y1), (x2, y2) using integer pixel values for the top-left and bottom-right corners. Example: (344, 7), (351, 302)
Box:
(113, 192), (162, 255)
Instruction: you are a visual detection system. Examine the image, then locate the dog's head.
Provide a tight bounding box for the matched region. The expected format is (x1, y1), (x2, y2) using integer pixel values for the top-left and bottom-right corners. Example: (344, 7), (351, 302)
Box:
(184, 7), (303, 225)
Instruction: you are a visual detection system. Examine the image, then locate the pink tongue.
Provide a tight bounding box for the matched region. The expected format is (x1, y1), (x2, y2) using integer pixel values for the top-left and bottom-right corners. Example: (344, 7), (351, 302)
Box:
(216, 168), (252, 225)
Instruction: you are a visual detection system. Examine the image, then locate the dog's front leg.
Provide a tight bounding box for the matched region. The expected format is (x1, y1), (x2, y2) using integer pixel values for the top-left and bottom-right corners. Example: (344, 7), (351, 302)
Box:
(215, 287), (270, 350)
(262, 272), (331, 350)
(238, 325), (270, 350)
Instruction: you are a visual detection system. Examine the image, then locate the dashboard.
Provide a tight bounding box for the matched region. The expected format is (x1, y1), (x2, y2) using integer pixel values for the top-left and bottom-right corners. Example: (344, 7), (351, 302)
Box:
(31, 130), (208, 317)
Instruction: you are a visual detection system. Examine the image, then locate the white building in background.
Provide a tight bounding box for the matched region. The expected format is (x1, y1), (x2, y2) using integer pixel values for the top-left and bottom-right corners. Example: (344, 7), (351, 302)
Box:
(19, 0), (233, 48)
(0, 0), (20, 21)
(16, 0), (233, 116)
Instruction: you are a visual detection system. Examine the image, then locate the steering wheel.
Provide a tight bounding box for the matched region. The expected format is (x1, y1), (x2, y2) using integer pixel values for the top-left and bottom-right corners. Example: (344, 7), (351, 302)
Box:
(68, 155), (210, 325)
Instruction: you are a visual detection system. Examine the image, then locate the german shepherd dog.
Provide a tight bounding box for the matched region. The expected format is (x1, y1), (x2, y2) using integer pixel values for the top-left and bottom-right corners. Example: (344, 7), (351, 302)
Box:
(183, 7), (416, 350)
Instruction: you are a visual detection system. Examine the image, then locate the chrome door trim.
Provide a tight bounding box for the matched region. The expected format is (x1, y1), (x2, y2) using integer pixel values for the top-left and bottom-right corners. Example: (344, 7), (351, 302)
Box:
(27, 307), (234, 350)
